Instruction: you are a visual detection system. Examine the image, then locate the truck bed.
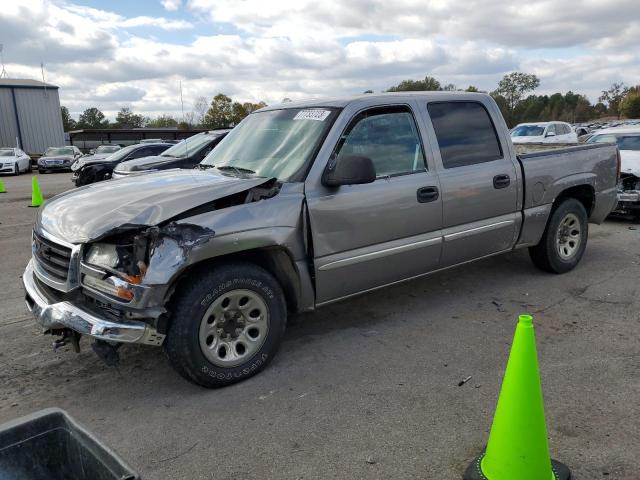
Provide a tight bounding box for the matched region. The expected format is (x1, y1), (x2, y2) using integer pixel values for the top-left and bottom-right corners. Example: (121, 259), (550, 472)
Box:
(514, 142), (619, 247)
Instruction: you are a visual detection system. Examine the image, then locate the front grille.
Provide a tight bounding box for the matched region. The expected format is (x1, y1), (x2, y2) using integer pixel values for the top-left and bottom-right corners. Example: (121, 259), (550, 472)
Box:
(33, 232), (72, 281)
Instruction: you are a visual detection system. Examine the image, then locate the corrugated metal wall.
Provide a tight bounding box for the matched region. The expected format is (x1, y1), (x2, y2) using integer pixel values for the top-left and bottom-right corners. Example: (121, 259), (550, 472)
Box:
(0, 87), (65, 154)
(0, 89), (20, 149)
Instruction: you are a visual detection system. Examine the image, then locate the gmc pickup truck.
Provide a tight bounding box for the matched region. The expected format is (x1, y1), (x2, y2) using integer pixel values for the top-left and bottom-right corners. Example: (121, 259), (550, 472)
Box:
(23, 92), (619, 387)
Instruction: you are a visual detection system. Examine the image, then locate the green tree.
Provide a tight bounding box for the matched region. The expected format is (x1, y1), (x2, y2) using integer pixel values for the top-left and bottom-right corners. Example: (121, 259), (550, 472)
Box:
(492, 72), (540, 126)
(465, 85), (480, 92)
(598, 82), (628, 118)
(363, 89), (374, 94)
(60, 106), (76, 131)
(620, 91), (640, 119)
(592, 102), (608, 118)
(114, 107), (147, 128)
(146, 115), (178, 128)
(77, 107), (109, 129)
(203, 93), (234, 128)
(387, 75), (442, 92)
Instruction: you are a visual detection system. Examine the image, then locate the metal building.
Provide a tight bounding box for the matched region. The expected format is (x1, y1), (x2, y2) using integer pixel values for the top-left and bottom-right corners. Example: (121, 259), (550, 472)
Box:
(0, 78), (65, 155)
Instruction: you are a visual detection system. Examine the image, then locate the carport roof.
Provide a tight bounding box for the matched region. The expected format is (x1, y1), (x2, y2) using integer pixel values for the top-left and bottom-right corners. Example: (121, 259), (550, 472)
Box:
(0, 78), (59, 89)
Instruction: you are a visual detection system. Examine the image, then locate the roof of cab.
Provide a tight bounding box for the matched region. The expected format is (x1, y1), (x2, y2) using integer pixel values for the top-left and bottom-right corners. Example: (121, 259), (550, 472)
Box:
(258, 91), (490, 112)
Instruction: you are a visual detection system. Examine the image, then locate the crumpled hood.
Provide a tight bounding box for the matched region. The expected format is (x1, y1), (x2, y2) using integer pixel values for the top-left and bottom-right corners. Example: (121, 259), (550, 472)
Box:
(115, 155), (176, 173)
(620, 150), (640, 177)
(37, 169), (271, 243)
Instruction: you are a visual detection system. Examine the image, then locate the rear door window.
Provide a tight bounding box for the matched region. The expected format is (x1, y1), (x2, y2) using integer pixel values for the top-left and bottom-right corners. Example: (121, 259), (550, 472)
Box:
(427, 101), (502, 169)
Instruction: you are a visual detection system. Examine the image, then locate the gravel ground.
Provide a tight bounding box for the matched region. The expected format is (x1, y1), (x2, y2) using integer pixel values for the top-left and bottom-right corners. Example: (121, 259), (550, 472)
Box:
(0, 172), (638, 479)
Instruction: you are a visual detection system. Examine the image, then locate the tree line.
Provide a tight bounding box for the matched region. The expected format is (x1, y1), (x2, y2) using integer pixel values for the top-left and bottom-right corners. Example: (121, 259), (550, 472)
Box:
(60, 93), (267, 131)
(380, 73), (640, 127)
(61, 74), (640, 132)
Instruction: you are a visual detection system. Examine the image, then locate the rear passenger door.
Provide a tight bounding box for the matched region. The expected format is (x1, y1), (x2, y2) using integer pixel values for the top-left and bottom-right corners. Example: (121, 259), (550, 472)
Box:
(424, 101), (518, 267)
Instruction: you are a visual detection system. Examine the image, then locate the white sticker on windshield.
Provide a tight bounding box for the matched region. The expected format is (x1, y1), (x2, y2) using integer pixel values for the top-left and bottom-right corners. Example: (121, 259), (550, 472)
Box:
(293, 109), (331, 121)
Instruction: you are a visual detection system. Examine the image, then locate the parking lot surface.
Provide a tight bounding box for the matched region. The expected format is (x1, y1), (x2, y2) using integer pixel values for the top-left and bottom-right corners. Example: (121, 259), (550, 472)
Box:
(1, 172), (638, 479)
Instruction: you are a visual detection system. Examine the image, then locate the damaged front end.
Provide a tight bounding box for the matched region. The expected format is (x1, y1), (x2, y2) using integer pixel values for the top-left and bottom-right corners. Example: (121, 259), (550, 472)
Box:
(614, 173), (640, 216)
(24, 170), (283, 364)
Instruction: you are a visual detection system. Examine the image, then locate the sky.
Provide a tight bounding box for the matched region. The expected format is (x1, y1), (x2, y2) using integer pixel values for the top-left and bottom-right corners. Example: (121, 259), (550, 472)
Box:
(1, 0), (638, 120)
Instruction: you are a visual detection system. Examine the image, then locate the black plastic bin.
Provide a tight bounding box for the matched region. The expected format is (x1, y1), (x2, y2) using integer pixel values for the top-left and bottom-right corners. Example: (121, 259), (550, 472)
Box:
(0, 408), (140, 480)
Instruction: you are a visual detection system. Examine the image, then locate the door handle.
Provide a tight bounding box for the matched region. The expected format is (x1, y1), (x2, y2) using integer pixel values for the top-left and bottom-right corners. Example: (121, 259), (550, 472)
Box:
(493, 174), (511, 189)
(417, 186), (439, 203)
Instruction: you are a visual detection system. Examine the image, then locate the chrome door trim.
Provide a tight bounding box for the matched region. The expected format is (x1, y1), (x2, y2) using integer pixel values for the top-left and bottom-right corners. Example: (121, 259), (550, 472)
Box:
(318, 236), (442, 271)
(443, 219), (515, 242)
(316, 247), (512, 307)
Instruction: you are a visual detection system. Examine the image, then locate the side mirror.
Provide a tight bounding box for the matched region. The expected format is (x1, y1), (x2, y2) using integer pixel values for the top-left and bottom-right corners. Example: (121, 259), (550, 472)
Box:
(322, 155), (376, 187)
(545, 131), (556, 137)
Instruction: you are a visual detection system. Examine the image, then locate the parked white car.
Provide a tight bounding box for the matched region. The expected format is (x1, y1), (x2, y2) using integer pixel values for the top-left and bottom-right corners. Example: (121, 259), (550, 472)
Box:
(0, 147), (31, 175)
(510, 122), (578, 144)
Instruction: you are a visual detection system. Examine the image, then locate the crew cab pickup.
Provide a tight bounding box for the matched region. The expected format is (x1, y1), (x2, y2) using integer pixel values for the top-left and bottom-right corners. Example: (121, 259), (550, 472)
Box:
(23, 92), (619, 387)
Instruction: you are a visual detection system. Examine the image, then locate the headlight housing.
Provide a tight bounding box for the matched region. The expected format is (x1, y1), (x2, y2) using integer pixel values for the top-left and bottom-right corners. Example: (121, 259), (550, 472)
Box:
(85, 243), (119, 268)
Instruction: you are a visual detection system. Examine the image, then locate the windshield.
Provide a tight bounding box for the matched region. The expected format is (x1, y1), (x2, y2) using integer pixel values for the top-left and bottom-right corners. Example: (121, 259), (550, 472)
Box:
(95, 145), (120, 154)
(201, 108), (337, 180)
(0, 149), (15, 157)
(161, 133), (214, 158)
(587, 134), (640, 151)
(511, 125), (545, 137)
(45, 147), (73, 156)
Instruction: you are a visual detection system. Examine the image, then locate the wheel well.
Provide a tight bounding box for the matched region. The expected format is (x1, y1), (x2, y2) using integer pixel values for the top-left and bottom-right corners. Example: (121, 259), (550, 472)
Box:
(555, 185), (595, 215)
(164, 246), (301, 318)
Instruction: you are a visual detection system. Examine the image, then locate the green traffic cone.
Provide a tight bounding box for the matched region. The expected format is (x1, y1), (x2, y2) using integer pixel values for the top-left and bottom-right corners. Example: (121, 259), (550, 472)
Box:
(0, 178), (5, 193)
(29, 176), (44, 207)
(463, 314), (571, 480)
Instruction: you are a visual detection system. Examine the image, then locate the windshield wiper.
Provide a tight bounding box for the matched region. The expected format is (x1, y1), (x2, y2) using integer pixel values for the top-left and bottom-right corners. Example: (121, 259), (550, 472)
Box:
(198, 164), (215, 170)
(216, 165), (257, 176)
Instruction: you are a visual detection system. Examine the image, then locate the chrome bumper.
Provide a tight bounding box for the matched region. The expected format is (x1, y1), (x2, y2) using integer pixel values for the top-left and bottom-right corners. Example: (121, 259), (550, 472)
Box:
(23, 260), (165, 346)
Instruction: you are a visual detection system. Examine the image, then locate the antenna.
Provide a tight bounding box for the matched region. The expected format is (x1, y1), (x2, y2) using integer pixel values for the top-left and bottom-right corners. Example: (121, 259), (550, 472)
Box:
(0, 44), (8, 78)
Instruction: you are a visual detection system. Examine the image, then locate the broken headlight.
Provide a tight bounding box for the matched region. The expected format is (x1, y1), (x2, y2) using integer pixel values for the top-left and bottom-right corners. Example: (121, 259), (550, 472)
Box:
(82, 233), (151, 301)
(85, 243), (119, 269)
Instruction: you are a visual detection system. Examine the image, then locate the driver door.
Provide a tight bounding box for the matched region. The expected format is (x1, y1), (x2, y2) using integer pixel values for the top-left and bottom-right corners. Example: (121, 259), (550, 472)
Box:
(306, 104), (443, 304)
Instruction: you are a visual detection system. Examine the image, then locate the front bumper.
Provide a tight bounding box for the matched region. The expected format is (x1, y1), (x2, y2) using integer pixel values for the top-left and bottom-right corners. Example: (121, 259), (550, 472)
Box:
(23, 260), (165, 346)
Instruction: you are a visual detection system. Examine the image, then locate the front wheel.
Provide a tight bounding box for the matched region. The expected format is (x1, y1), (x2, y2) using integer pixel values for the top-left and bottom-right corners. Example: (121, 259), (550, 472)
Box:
(529, 198), (588, 273)
(14, 163), (20, 176)
(164, 262), (287, 387)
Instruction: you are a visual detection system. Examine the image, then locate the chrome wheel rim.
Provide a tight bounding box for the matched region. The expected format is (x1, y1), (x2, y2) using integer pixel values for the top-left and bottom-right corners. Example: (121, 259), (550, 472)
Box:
(556, 213), (581, 260)
(199, 289), (269, 367)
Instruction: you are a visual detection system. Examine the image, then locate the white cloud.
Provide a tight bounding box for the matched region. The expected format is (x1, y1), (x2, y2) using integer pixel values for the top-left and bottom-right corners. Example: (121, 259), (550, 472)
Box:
(161, 0), (182, 11)
(0, 0), (637, 120)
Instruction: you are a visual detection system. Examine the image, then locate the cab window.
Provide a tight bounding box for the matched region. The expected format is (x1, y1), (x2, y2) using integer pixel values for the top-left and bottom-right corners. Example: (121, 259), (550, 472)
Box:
(334, 106), (426, 177)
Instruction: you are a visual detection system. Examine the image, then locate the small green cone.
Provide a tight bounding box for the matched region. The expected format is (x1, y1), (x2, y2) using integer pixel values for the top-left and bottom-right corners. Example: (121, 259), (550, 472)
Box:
(29, 176), (44, 207)
(0, 179), (5, 193)
(463, 314), (571, 480)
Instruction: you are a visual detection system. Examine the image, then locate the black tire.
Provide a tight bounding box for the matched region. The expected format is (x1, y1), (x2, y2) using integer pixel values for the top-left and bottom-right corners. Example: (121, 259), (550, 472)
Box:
(164, 262), (287, 388)
(38, 169), (45, 174)
(14, 163), (20, 176)
(529, 198), (588, 273)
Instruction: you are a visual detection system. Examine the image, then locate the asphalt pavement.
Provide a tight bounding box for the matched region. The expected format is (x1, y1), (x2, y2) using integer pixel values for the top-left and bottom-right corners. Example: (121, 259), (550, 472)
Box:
(0, 171), (638, 479)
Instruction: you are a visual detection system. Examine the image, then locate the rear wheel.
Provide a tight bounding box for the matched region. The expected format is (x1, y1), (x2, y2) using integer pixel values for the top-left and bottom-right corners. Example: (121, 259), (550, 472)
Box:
(529, 198), (588, 273)
(164, 262), (287, 387)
